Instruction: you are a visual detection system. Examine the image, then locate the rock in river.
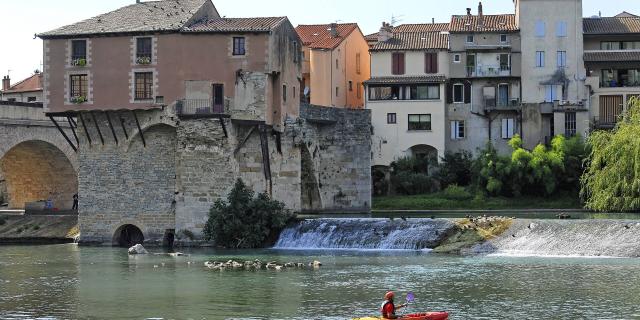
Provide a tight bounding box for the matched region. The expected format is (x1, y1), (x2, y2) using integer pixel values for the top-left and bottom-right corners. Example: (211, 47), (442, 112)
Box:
(128, 244), (148, 255)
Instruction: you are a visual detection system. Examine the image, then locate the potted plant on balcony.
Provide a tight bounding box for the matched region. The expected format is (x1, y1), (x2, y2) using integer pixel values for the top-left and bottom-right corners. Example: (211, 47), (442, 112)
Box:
(72, 58), (87, 67)
(71, 95), (87, 104)
(136, 56), (152, 65)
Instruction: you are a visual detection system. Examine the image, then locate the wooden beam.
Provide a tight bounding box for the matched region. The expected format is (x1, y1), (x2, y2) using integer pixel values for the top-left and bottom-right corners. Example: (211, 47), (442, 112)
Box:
(258, 124), (273, 196)
(91, 111), (105, 145)
(132, 110), (146, 147)
(67, 116), (79, 146)
(218, 115), (228, 138)
(118, 112), (129, 140)
(233, 126), (256, 155)
(78, 112), (92, 146)
(49, 116), (77, 152)
(106, 111), (119, 145)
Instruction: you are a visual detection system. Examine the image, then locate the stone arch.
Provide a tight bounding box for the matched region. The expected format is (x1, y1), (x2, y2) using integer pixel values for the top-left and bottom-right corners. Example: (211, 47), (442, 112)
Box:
(408, 144), (439, 161)
(0, 128), (78, 172)
(0, 140), (78, 209)
(113, 224), (145, 247)
(125, 120), (177, 152)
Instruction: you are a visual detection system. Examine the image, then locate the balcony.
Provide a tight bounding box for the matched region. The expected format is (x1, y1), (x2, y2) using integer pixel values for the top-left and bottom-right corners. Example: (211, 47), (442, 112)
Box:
(465, 43), (512, 50)
(176, 99), (229, 118)
(467, 65), (511, 77)
(484, 97), (521, 111)
(592, 115), (619, 130)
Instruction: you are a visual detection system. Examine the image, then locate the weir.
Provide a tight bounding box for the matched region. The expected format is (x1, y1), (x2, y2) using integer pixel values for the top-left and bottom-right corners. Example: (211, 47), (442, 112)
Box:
(472, 220), (640, 258)
(274, 218), (456, 250)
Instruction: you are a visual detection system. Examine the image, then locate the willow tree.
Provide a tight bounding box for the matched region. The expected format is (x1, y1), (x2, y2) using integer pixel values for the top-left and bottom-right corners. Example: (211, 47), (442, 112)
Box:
(581, 98), (640, 211)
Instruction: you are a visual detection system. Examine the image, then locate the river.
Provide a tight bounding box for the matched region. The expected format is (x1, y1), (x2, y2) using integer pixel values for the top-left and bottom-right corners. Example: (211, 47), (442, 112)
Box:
(1, 244), (640, 319)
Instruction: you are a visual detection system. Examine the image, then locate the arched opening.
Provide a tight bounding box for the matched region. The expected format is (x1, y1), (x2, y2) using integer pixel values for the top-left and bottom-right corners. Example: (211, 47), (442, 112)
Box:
(0, 141), (78, 210)
(408, 144), (439, 162)
(113, 224), (145, 247)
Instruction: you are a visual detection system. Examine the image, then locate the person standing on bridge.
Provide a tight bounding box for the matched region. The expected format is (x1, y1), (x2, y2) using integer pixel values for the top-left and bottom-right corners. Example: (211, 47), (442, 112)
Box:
(72, 194), (78, 211)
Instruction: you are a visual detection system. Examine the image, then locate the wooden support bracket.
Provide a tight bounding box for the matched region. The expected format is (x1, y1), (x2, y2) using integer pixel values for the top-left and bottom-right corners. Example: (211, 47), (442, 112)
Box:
(49, 116), (77, 152)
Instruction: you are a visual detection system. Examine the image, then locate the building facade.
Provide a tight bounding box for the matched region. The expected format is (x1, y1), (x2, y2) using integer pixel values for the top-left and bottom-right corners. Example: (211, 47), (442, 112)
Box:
(296, 23), (370, 108)
(1, 72), (44, 103)
(39, 0), (371, 245)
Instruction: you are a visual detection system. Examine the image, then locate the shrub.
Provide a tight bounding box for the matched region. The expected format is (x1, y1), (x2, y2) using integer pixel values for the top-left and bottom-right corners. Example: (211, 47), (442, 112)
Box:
(390, 171), (437, 195)
(203, 179), (294, 249)
(434, 151), (474, 188)
(179, 229), (195, 241)
(442, 185), (473, 200)
(581, 99), (640, 211)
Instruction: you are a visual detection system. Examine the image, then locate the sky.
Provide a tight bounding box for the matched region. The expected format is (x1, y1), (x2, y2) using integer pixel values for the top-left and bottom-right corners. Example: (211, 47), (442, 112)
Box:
(1, 0), (638, 83)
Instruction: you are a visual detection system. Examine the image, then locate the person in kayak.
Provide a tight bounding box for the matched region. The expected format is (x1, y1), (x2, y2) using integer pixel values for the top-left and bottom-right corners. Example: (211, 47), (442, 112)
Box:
(381, 291), (407, 319)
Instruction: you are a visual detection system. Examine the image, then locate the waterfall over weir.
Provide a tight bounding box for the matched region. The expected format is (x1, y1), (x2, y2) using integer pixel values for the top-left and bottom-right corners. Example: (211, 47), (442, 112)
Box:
(472, 220), (640, 258)
(274, 219), (456, 250)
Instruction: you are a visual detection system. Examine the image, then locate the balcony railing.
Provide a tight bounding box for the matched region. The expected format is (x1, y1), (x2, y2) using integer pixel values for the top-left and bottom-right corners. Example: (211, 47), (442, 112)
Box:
(484, 97), (521, 111)
(592, 115), (619, 130)
(176, 99), (228, 117)
(467, 65), (511, 77)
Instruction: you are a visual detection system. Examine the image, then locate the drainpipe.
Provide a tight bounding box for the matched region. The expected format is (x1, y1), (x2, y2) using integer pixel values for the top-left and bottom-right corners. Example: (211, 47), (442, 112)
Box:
(331, 49), (334, 107)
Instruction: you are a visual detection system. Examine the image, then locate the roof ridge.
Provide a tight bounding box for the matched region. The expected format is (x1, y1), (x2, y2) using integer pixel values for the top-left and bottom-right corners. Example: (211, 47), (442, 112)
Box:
(8, 73), (42, 90)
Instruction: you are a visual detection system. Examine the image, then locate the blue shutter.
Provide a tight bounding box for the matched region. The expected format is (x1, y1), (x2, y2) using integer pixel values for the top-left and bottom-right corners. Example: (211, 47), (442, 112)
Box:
(535, 20), (545, 37)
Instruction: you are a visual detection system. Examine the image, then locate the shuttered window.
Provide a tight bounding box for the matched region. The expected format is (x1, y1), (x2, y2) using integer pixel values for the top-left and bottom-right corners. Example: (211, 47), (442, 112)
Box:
(565, 112), (577, 137)
(392, 52), (405, 75)
(451, 121), (465, 140)
(425, 52), (438, 74)
(501, 118), (515, 139)
(535, 20), (546, 37)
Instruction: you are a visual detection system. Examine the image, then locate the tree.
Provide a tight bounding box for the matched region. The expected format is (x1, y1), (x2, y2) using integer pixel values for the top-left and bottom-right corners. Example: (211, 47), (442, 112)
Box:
(203, 179), (294, 248)
(581, 99), (640, 211)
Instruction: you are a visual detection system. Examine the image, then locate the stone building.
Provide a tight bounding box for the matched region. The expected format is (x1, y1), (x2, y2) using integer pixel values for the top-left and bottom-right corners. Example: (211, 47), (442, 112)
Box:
(38, 0), (371, 245)
(1, 72), (44, 103)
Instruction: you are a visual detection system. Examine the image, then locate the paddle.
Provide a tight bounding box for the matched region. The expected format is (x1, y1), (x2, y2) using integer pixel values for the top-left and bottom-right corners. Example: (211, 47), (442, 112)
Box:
(401, 292), (415, 310)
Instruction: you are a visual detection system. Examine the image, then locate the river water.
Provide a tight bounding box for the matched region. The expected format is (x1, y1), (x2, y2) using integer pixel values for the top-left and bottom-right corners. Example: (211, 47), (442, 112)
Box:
(1, 245), (640, 320)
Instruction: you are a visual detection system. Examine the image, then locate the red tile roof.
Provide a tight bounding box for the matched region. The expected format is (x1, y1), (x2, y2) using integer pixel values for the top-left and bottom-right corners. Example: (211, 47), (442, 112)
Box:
(365, 23), (450, 43)
(371, 32), (449, 51)
(296, 23), (359, 50)
(2, 73), (43, 94)
(584, 17), (640, 34)
(183, 17), (287, 33)
(584, 51), (640, 62)
(449, 14), (518, 33)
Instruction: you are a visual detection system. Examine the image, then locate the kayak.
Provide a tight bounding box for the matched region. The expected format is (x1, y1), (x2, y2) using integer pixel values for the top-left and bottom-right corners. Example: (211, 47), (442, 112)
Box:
(354, 312), (449, 320)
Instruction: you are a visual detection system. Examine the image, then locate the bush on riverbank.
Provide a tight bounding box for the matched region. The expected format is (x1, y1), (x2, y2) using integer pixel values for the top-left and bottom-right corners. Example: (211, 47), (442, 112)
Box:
(581, 98), (640, 212)
(203, 179), (294, 249)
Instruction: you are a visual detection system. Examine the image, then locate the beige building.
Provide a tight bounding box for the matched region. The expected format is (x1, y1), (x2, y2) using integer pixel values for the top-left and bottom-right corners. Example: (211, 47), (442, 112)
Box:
(583, 15), (640, 129)
(296, 23), (370, 108)
(366, 23), (450, 166)
(1, 72), (44, 103)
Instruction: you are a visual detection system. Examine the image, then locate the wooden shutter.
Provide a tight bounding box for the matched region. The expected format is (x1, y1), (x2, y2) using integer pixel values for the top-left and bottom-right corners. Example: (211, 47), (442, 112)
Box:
(425, 53), (432, 73)
(398, 53), (405, 74)
(451, 121), (457, 140)
(392, 53), (398, 75)
(599, 95), (623, 124)
(425, 53), (438, 74)
(464, 82), (472, 104)
(446, 82), (453, 104)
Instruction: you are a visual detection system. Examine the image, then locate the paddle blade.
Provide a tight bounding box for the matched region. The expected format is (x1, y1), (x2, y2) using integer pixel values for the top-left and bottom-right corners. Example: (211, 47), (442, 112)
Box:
(406, 292), (415, 303)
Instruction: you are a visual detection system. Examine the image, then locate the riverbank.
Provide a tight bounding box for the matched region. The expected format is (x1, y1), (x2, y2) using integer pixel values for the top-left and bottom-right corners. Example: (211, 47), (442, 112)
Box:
(372, 193), (582, 211)
(0, 214), (78, 244)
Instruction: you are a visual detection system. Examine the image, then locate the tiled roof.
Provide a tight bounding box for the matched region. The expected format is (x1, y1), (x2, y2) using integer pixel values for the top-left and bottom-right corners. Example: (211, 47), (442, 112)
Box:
(615, 12), (638, 18)
(1, 73), (43, 94)
(584, 51), (640, 62)
(364, 23), (450, 43)
(449, 14), (518, 33)
(364, 75), (447, 85)
(39, 0), (210, 38)
(583, 17), (640, 34)
(296, 23), (358, 49)
(370, 32), (449, 51)
(183, 17), (287, 33)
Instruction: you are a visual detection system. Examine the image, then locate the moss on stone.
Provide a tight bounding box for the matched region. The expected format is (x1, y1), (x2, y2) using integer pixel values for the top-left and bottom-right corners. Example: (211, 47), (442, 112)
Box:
(433, 217), (513, 254)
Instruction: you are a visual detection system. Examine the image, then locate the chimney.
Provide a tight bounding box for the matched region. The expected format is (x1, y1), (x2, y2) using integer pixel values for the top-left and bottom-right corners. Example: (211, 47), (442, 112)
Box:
(478, 2), (484, 27)
(432, 18), (435, 24)
(2, 76), (10, 91)
(329, 23), (338, 38)
(377, 22), (393, 42)
(466, 8), (472, 16)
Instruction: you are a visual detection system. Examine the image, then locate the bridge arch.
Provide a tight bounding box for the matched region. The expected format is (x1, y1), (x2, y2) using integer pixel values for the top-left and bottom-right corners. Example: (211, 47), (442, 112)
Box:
(0, 140), (78, 209)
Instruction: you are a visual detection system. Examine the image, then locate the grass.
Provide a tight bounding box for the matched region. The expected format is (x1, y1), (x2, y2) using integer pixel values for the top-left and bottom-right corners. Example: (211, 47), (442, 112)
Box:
(373, 191), (582, 211)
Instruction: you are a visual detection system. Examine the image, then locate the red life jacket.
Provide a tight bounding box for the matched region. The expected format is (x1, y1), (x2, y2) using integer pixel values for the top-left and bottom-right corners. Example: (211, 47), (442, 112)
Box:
(381, 300), (395, 317)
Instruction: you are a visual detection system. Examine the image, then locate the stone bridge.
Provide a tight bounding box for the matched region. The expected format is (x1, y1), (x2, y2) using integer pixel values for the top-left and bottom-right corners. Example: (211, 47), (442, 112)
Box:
(0, 102), (78, 210)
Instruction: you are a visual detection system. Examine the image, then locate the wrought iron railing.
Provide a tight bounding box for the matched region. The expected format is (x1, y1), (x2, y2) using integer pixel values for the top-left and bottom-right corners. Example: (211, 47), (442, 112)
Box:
(176, 99), (227, 116)
(467, 65), (511, 77)
(592, 115), (619, 129)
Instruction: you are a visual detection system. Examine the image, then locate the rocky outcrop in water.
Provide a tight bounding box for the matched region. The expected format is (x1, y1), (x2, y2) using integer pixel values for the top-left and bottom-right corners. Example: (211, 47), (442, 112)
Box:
(204, 259), (322, 271)
(128, 244), (148, 255)
(433, 216), (514, 254)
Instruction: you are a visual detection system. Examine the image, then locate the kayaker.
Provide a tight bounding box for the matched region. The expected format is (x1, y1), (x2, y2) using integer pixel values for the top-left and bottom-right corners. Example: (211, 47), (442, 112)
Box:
(381, 291), (407, 319)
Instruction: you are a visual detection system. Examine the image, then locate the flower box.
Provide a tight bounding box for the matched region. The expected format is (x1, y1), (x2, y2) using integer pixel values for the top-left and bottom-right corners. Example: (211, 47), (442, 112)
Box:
(136, 56), (152, 65)
(71, 58), (87, 67)
(71, 96), (87, 104)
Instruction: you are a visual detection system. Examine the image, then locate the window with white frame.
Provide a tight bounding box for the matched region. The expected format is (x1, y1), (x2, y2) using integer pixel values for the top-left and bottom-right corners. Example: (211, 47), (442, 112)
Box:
(557, 51), (567, 67)
(536, 51), (545, 67)
(451, 120), (465, 140)
(500, 34), (508, 43)
(453, 54), (461, 63)
(453, 83), (464, 103)
(387, 113), (397, 124)
(501, 118), (516, 139)
(466, 35), (474, 43)
(545, 85), (558, 102)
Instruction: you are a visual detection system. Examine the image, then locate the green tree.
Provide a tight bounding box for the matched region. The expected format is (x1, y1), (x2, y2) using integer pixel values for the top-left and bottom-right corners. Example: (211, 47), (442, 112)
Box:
(203, 179), (294, 248)
(434, 151), (474, 188)
(581, 99), (640, 211)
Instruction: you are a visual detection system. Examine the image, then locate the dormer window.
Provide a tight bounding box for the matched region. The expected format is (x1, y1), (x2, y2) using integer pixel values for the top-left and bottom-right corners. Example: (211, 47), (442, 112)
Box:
(136, 37), (153, 64)
(71, 40), (87, 66)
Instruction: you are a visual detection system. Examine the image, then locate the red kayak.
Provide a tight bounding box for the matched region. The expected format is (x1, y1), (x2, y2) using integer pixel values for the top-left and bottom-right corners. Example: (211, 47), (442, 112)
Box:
(354, 312), (449, 320)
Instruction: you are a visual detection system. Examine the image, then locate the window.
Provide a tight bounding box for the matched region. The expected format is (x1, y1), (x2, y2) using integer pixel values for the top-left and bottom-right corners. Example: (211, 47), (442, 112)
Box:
(501, 118), (515, 139)
(7, 98), (16, 102)
(293, 87), (296, 99)
(134, 72), (153, 100)
(451, 121), (465, 140)
(349, 81), (353, 92)
(283, 84), (287, 102)
(336, 59), (339, 69)
(453, 83), (464, 103)
(536, 51), (545, 67)
(425, 52), (438, 73)
(233, 37), (246, 55)
(545, 85), (558, 102)
(392, 52), (405, 75)
(71, 40), (87, 63)
(453, 54), (461, 63)
(356, 53), (361, 74)
(410, 84), (439, 100)
(500, 34), (508, 43)
(408, 114), (431, 131)
(70, 74), (88, 99)
(368, 84), (439, 101)
(336, 87), (339, 97)
(601, 41), (621, 50)
(499, 54), (510, 71)
(622, 41), (640, 50)
(136, 37), (152, 63)
(556, 21), (568, 37)
(557, 51), (567, 67)
(356, 82), (362, 99)
(466, 35), (474, 43)
(565, 112), (577, 137)
(27, 96), (37, 102)
(387, 113), (397, 124)
(535, 20), (546, 37)
(293, 42), (299, 63)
